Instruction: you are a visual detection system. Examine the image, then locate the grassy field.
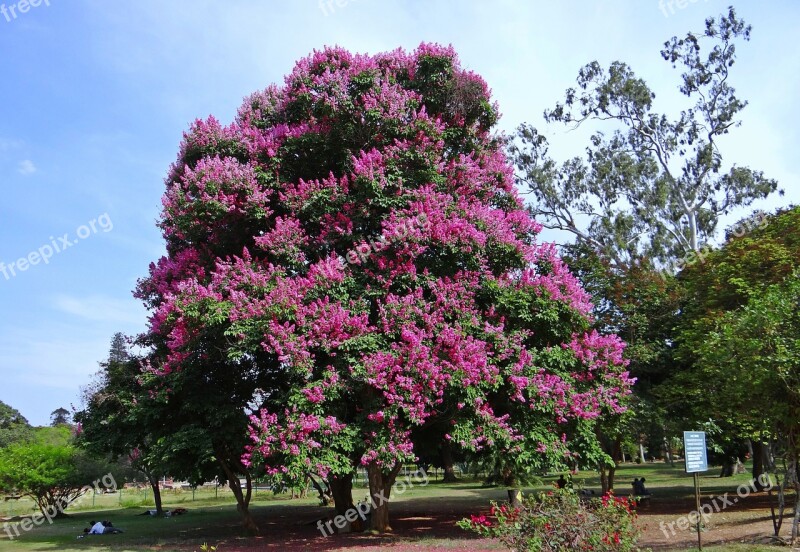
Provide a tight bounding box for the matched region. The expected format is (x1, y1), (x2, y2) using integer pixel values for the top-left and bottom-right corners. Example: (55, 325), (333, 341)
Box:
(2, 483), (322, 519)
(0, 463), (794, 551)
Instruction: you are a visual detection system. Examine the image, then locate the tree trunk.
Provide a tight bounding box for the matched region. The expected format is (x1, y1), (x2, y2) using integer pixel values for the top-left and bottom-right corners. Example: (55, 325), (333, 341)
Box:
(664, 436), (674, 467)
(639, 443), (646, 464)
(501, 465), (516, 488)
(752, 440), (768, 490)
(38, 492), (70, 519)
(792, 487), (800, 546)
(441, 443), (458, 483)
(608, 437), (623, 492)
(149, 474), (164, 515)
(719, 455), (737, 477)
(329, 473), (354, 515)
(599, 462), (617, 494)
(218, 456), (258, 533)
(768, 470), (785, 537)
(309, 474), (331, 506)
(768, 441), (777, 471)
(599, 465), (609, 494)
(366, 461), (401, 532)
(501, 464), (521, 506)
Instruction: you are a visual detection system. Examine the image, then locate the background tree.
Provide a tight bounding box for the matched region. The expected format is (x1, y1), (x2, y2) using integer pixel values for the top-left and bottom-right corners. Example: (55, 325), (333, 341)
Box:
(77, 334), (226, 517)
(411, 422), (466, 483)
(0, 426), (116, 517)
(662, 206), (800, 484)
(690, 275), (800, 542)
(510, 7), (782, 483)
(135, 352), (263, 528)
(0, 400), (32, 448)
(512, 7), (779, 267)
(76, 335), (168, 515)
(140, 44), (633, 532)
(560, 243), (681, 490)
(49, 407), (71, 427)
(108, 332), (129, 363)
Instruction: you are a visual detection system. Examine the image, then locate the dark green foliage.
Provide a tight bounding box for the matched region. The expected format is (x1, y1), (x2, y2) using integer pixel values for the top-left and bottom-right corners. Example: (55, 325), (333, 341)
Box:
(0, 400), (32, 448)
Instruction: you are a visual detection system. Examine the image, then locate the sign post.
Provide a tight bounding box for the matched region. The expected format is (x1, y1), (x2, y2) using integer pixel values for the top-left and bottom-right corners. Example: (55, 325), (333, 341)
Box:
(683, 431), (708, 551)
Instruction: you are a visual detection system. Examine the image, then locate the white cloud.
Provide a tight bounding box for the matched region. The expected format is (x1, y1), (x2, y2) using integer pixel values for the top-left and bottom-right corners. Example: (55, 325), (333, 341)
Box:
(18, 159), (37, 175)
(0, 334), (105, 391)
(52, 294), (147, 326)
(0, 138), (22, 152)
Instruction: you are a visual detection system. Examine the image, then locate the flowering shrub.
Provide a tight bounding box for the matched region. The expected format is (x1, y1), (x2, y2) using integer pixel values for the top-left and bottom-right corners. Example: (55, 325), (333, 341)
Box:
(458, 489), (645, 551)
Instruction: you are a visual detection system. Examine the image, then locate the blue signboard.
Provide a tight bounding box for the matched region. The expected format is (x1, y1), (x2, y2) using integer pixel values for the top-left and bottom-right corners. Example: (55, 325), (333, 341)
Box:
(683, 431), (708, 473)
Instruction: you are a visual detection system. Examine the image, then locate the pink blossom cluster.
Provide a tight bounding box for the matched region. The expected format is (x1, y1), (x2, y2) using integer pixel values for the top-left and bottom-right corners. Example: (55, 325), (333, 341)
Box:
(243, 408), (347, 480)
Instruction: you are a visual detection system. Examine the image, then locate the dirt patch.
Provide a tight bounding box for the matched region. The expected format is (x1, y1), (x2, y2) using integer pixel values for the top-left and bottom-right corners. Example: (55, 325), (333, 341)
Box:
(636, 491), (794, 550)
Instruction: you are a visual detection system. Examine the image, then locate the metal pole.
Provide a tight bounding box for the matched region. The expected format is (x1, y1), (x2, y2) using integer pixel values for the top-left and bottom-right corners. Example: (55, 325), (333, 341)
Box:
(694, 472), (702, 551)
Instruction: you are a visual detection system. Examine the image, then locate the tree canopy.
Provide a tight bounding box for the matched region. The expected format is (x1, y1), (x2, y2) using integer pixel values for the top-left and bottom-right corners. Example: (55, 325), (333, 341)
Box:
(663, 206), (800, 441)
(136, 43), (633, 531)
(0, 426), (117, 518)
(49, 408), (71, 427)
(512, 7), (779, 267)
(0, 400), (32, 448)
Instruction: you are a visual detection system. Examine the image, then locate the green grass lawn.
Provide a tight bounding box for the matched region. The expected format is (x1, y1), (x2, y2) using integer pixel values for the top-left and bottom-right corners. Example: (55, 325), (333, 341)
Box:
(552, 460), (766, 498)
(2, 484), (312, 519)
(0, 463), (793, 551)
(0, 486), (326, 551)
(2, 505), (243, 551)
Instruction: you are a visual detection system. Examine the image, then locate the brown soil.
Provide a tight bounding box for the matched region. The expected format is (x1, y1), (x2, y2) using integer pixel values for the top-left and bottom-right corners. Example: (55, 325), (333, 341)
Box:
(636, 491), (795, 550)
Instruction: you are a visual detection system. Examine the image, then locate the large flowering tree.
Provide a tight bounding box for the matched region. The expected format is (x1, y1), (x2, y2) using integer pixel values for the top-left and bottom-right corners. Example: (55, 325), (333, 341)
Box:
(138, 44), (633, 532)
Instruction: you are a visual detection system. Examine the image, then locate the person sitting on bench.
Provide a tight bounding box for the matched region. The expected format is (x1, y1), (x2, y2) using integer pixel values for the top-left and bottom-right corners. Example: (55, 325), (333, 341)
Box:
(631, 478), (651, 497)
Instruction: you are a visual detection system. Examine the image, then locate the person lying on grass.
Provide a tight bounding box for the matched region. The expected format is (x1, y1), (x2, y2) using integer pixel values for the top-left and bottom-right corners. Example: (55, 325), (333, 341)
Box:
(139, 507), (188, 517)
(85, 520), (124, 534)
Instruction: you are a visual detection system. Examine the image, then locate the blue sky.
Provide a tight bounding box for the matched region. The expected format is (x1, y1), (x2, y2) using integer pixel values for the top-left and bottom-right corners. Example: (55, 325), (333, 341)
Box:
(0, 0), (798, 426)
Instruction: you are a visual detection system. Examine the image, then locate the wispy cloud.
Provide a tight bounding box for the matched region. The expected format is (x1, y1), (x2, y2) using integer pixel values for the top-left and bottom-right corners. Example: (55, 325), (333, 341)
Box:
(52, 294), (146, 326)
(0, 138), (22, 152)
(18, 159), (37, 175)
(0, 335), (106, 391)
